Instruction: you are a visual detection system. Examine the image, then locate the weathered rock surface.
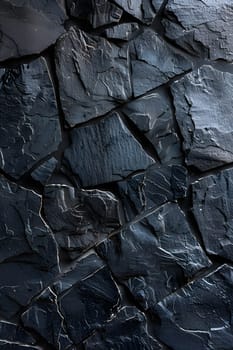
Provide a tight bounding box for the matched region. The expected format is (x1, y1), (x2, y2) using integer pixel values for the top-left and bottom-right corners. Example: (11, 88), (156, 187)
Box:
(31, 157), (58, 185)
(0, 58), (61, 179)
(63, 113), (154, 186)
(105, 23), (140, 41)
(122, 92), (182, 163)
(171, 65), (233, 171)
(0, 176), (59, 318)
(192, 167), (233, 261)
(130, 29), (191, 97)
(0, 321), (36, 346)
(163, 0), (233, 61)
(55, 28), (132, 127)
(153, 264), (233, 350)
(0, 0), (66, 62)
(43, 184), (121, 259)
(117, 164), (188, 220)
(22, 253), (121, 347)
(97, 202), (210, 311)
(84, 306), (163, 349)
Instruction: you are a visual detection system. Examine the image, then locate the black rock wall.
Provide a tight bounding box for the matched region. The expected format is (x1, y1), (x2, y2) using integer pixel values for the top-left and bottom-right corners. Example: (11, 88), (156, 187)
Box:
(0, 1), (233, 349)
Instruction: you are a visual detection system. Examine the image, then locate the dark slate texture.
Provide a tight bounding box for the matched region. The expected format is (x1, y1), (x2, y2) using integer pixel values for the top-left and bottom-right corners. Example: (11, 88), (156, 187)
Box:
(0, 0), (66, 62)
(163, 0), (233, 61)
(153, 264), (233, 350)
(122, 92), (182, 163)
(171, 65), (233, 171)
(0, 321), (36, 346)
(105, 23), (140, 41)
(97, 202), (210, 311)
(130, 28), (191, 97)
(84, 306), (163, 349)
(22, 253), (121, 347)
(31, 157), (58, 185)
(43, 184), (121, 259)
(0, 57), (62, 179)
(63, 113), (154, 186)
(0, 176), (59, 319)
(117, 164), (188, 220)
(55, 27), (132, 127)
(192, 167), (233, 262)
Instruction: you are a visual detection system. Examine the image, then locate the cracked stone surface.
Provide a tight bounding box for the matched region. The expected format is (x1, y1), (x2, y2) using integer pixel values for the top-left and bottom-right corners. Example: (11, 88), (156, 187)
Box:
(0, 0), (66, 62)
(31, 157), (58, 185)
(55, 27), (132, 127)
(43, 184), (121, 259)
(22, 253), (121, 347)
(153, 264), (233, 350)
(0, 321), (36, 346)
(97, 202), (210, 311)
(122, 92), (183, 163)
(163, 0), (233, 61)
(84, 306), (163, 349)
(130, 28), (192, 97)
(0, 57), (62, 179)
(117, 164), (188, 220)
(0, 176), (59, 319)
(105, 22), (140, 41)
(63, 113), (154, 186)
(192, 168), (233, 262)
(171, 65), (233, 171)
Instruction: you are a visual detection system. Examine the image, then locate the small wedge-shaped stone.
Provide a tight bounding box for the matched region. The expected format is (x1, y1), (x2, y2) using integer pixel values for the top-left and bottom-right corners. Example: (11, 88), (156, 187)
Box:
(122, 92), (182, 163)
(0, 0), (66, 62)
(63, 113), (154, 186)
(130, 29), (191, 97)
(105, 23), (140, 41)
(117, 164), (188, 220)
(55, 28), (132, 127)
(0, 176), (59, 318)
(163, 0), (233, 61)
(192, 168), (233, 261)
(171, 66), (233, 171)
(22, 254), (121, 347)
(153, 264), (233, 350)
(84, 306), (163, 349)
(0, 58), (61, 179)
(43, 184), (121, 259)
(97, 203), (210, 311)
(31, 157), (58, 185)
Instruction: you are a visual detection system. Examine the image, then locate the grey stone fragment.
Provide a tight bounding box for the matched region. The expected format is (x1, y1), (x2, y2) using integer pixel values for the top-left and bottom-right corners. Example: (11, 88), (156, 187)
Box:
(171, 66), (233, 171)
(0, 321), (36, 345)
(55, 28), (132, 127)
(22, 254), (120, 347)
(192, 168), (233, 261)
(97, 203), (210, 311)
(105, 23), (140, 41)
(43, 184), (121, 259)
(85, 306), (163, 349)
(0, 0), (66, 62)
(63, 113), (154, 186)
(153, 264), (233, 350)
(0, 176), (59, 318)
(117, 164), (188, 220)
(122, 92), (182, 163)
(31, 157), (58, 185)
(163, 0), (233, 61)
(130, 29), (191, 97)
(0, 58), (62, 179)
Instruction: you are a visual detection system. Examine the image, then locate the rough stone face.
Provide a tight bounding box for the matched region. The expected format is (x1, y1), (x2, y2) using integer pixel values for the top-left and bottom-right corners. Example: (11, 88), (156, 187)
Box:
(171, 65), (233, 171)
(117, 164), (188, 220)
(43, 184), (121, 259)
(122, 92), (182, 163)
(31, 157), (58, 185)
(97, 203), (210, 311)
(0, 176), (59, 318)
(22, 254), (121, 347)
(130, 29), (191, 97)
(63, 113), (154, 186)
(105, 23), (140, 41)
(0, 57), (62, 179)
(153, 264), (233, 350)
(163, 0), (233, 61)
(55, 28), (132, 127)
(192, 168), (233, 262)
(0, 321), (36, 346)
(84, 306), (163, 349)
(0, 0), (66, 62)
